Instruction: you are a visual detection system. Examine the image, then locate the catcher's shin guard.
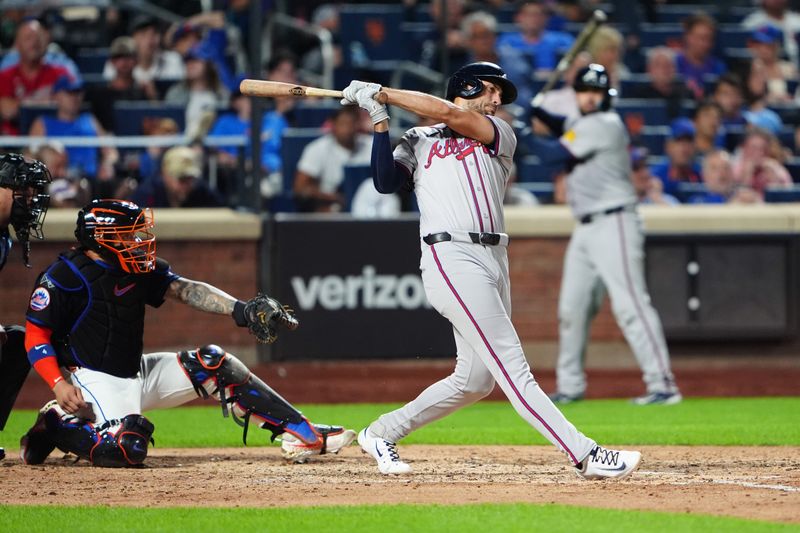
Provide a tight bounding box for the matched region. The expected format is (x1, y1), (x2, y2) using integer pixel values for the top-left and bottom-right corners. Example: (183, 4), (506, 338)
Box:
(178, 344), (319, 446)
(41, 402), (154, 467)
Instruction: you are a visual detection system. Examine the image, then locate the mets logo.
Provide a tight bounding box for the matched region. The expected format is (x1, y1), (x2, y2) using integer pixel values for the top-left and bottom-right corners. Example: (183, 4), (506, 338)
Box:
(30, 287), (51, 311)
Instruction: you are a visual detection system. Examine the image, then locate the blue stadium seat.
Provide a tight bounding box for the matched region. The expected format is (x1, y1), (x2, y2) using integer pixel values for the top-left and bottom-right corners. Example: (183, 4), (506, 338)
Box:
(638, 24), (683, 48)
(279, 128), (325, 197)
(517, 155), (561, 183)
(112, 101), (184, 136)
(637, 127), (670, 156)
(675, 182), (707, 203)
(293, 101), (339, 128)
(18, 104), (56, 134)
(75, 48), (109, 75)
(342, 165), (372, 212)
(784, 160), (800, 182)
(764, 185), (800, 202)
(616, 98), (670, 126)
(654, 4), (719, 24)
(340, 5), (409, 65)
(717, 27), (751, 49)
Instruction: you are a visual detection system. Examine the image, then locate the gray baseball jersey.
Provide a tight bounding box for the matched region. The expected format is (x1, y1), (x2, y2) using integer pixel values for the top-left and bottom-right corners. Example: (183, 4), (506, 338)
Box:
(560, 111), (636, 219)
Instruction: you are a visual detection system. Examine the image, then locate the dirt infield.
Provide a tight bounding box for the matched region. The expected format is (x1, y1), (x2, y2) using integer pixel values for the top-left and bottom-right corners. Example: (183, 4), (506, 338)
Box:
(1, 445), (798, 523)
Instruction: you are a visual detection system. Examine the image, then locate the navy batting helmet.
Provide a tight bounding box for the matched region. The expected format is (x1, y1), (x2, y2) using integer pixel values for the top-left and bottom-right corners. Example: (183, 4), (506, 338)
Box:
(573, 63), (616, 111)
(446, 62), (518, 105)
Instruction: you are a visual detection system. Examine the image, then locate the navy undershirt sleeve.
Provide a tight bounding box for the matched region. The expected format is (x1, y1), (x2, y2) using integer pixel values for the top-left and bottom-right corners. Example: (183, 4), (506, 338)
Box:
(531, 106), (568, 137)
(371, 131), (407, 194)
(531, 137), (574, 166)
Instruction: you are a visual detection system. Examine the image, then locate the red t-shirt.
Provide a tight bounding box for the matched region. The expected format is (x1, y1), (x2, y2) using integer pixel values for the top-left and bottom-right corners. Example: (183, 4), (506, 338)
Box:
(0, 63), (72, 101)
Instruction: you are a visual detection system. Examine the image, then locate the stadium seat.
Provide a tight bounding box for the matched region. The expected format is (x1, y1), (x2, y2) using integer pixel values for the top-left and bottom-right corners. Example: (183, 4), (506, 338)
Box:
(19, 104), (56, 135)
(654, 4), (719, 24)
(675, 182), (707, 203)
(616, 99), (670, 127)
(637, 126), (670, 156)
(717, 27), (751, 49)
(293, 101), (340, 128)
(638, 24), (683, 48)
(112, 101), (184, 136)
(75, 48), (109, 75)
(517, 155), (561, 183)
(764, 185), (800, 203)
(340, 5), (409, 66)
(279, 127), (325, 197)
(784, 160), (800, 182)
(342, 165), (372, 212)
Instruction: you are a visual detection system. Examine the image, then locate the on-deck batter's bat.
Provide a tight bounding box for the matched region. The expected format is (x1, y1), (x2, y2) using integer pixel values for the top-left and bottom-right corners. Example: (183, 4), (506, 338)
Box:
(534, 9), (607, 103)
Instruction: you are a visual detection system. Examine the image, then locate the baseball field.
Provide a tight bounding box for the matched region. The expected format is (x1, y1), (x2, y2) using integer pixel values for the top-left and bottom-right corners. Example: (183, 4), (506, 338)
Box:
(1, 397), (798, 532)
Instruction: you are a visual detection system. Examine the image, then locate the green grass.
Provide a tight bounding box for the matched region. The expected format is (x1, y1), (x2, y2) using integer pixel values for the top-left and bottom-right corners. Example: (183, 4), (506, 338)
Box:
(2, 504), (797, 533)
(4, 397), (799, 448)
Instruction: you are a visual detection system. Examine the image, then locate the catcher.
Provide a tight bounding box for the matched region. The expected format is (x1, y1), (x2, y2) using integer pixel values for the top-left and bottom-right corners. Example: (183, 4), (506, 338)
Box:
(19, 198), (355, 467)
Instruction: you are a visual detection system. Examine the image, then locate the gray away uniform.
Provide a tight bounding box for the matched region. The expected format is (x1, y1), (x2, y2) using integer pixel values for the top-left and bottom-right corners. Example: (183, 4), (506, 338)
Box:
(556, 111), (679, 397)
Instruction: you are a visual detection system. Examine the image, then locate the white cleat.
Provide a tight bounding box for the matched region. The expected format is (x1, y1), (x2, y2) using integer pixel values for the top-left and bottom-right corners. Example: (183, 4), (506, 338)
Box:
(576, 445), (641, 480)
(358, 428), (412, 475)
(280, 425), (356, 463)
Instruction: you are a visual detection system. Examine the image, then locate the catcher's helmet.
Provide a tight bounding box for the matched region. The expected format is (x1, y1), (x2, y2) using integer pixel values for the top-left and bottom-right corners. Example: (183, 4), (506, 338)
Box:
(75, 199), (156, 273)
(0, 153), (52, 267)
(573, 63), (616, 111)
(446, 62), (518, 105)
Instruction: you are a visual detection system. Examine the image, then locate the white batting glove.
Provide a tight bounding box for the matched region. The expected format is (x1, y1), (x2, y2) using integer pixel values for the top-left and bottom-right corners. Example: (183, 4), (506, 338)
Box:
(531, 92), (545, 108)
(340, 80), (381, 105)
(352, 86), (389, 124)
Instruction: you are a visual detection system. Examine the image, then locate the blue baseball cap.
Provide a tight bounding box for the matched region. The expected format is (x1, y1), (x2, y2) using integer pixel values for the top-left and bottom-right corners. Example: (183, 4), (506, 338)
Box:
(669, 118), (695, 140)
(53, 75), (84, 93)
(630, 146), (649, 168)
(184, 43), (213, 62)
(743, 109), (783, 135)
(750, 25), (783, 45)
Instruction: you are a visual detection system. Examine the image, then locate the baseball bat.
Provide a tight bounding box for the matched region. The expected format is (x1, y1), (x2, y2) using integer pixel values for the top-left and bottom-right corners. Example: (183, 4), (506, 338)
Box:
(535, 9), (607, 100)
(239, 79), (344, 99)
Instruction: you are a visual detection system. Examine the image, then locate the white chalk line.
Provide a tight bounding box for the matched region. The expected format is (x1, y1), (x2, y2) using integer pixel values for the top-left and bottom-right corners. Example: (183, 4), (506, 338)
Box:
(638, 470), (800, 493)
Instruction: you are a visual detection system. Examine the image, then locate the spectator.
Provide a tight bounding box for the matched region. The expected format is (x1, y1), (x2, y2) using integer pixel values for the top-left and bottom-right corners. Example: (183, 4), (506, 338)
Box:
(461, 11), (532, 107)
(586, 25), (629, 87)
(650, 118), (702, 197)
(731, 129), (792, 198)
(627, 46), (689, 120)
(631, 147), (679, 205)
(0, 17), (80, 80)
(496, 1), (574, 72)
(167, 11), (241, 93)
(676, 13), (726, 100)
(301, 5), (343, 76)
(712, 73), (747, 128)
(130, 145), (224, 208)
(29, 76), (119, 188)
(693, 100), (725, 156)
(0, 19), (75, 134)
(418, 0), (469, 75)
(86, 37), (158, 133)
(747, 25), (797, 104)
(742, 0), (800, 64)
(136, 118), (180, 181)
(293, 106), (371, 212)
(262, 50), (301, 122)
(688, 149), (761, 204)
(165, 45), (230, 141)
(351, 178), (402, 217)
(104, 15), (185, 83)
(28, 142), (91, 208)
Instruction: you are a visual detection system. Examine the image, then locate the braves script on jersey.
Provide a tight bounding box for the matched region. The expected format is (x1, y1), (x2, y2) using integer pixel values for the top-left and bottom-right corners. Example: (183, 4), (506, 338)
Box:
(393, 115), (514, 237)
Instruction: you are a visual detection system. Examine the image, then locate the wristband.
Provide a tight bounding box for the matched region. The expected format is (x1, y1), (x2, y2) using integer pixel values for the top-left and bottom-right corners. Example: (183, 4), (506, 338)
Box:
(232, 300), (248, 327)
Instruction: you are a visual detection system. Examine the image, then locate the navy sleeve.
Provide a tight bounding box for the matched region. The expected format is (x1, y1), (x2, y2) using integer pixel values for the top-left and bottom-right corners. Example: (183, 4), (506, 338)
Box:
(532, 106), (567, 137)
(530, 137), (574, 166)
(371, 131), (408, 194)
(145, 257), (179, 308)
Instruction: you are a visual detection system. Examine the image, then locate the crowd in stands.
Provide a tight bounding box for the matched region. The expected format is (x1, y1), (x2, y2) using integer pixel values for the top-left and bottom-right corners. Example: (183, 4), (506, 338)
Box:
(2, 0), (800, 215)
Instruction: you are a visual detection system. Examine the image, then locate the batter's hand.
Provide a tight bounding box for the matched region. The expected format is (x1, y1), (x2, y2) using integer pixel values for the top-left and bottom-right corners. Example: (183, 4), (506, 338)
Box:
(53, 380), (87, 414)
(340, 80), (381, 105)
(531, 92), (545, 108)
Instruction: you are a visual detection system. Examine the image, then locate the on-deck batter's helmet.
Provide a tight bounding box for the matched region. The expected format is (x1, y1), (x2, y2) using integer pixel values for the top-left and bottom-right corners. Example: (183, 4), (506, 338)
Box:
(446, 62), (518, 105)
(0, 153), (52, 267)
(75, 199), (156, 273)
(573, 63), (616, 111)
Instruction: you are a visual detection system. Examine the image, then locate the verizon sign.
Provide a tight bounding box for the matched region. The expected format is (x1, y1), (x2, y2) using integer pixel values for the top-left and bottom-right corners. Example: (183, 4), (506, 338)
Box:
(267, 215), (455, 360)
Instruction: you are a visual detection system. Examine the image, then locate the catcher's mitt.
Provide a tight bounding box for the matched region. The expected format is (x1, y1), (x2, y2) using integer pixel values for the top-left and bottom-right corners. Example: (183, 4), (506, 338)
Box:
(233, 293), (299, 344)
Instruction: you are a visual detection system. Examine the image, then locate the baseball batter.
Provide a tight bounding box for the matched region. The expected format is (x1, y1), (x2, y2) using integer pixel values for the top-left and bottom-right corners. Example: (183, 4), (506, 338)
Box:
(0, 153), (52, 462)
(532, 64), (681, 405)
(19, 199), (355, 467)
(341, 62), (641, 479)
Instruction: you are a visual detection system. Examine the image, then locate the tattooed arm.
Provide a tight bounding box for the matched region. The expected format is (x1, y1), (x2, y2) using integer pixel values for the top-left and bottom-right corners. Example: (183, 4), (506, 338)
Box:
(167, 277), (237, 315)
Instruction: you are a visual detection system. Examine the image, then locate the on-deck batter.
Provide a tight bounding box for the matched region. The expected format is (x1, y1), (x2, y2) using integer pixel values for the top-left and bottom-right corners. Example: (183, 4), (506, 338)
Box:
(341, 62), (641, 479)
(532, 63), (681, 405)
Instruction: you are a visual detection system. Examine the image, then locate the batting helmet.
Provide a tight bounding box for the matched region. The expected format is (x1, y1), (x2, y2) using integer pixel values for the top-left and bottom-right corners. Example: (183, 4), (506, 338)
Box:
(0, 153), (52, 267)
(75, 199), (156, 274)
(573, 63), (616, 111)
(446, 62), (518, 105)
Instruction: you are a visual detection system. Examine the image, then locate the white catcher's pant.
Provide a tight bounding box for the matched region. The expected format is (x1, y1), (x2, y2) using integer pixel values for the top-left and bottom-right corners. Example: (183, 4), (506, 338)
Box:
(370, 241), (596, 466)
(69, 352), (197, 424)
(556, 210), (677, 397)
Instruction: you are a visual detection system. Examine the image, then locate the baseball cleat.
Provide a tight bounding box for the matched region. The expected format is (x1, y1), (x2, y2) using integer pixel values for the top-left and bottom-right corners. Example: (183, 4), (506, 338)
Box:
(631, 391), (682, 405)
(357, 427), (412, 475)
(548, 392), (584, 405)
(576, 445), (641, 480)
(20, 400), (58, 465)
(280, 424), (356, 463)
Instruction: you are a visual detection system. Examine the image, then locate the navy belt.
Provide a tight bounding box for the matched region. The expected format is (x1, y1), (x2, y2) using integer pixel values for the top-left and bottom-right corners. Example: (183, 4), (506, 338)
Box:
(579, 205), (629, 224)
(423, 231), (505, 246)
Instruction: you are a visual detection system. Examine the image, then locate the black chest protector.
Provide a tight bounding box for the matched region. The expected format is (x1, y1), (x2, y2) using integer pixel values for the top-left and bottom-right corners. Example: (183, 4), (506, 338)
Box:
(44, 250), (172, 378)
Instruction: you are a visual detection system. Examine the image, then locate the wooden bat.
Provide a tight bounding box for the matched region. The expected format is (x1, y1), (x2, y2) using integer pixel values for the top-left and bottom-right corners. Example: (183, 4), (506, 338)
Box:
(239, 79), (344, 99)
(535, 10), (607, 100)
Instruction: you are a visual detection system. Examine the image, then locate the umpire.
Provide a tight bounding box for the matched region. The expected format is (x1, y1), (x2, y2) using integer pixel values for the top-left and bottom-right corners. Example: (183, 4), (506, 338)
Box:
(0, 153), (52, 460)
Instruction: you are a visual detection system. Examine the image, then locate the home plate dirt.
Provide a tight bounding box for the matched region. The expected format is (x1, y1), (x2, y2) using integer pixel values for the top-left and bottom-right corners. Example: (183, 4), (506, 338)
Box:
(1, 445), (798, 523)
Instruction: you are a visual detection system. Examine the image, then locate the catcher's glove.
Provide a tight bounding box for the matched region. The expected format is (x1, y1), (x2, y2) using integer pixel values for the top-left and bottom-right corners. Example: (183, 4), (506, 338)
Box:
(232, 293), (299, 344)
